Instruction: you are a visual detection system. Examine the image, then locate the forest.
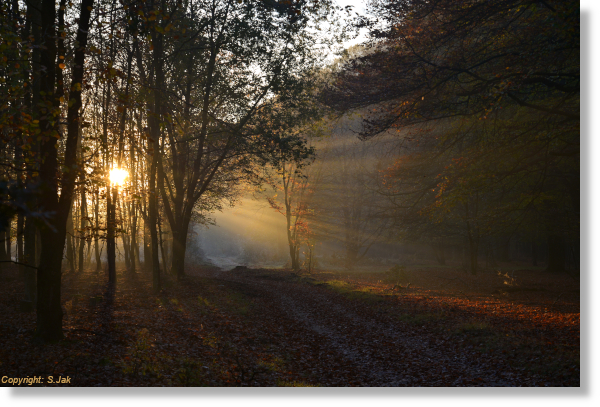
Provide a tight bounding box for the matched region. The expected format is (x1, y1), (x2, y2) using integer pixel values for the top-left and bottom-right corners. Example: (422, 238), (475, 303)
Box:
(0, 0), (579, 387)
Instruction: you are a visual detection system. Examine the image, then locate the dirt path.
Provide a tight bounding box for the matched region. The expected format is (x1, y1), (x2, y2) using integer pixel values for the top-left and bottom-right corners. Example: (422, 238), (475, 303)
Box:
(205, 267), (533, 386)
(0, 264), (577, 386)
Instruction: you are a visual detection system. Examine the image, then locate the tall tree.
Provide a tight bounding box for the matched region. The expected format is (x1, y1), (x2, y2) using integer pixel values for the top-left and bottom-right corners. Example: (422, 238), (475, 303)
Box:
(35, 0), (95, 342)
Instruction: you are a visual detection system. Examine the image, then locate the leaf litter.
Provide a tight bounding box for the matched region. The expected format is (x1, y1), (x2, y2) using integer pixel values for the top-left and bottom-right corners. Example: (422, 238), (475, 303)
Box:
(0, 263), (579, 386)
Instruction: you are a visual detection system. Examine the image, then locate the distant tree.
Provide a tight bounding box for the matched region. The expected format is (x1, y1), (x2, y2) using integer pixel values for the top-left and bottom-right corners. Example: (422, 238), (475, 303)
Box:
(258, 90), (326, 272)
(267, 137), (317, 272)
(320, 128), (392, 268)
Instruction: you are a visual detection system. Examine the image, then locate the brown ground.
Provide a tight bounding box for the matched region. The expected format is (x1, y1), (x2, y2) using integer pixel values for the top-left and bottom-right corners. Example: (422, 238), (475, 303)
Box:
(0, 262), (580, 386)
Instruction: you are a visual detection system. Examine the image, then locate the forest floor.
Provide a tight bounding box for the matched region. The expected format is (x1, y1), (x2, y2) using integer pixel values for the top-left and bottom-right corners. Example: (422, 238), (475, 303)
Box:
(0, 262), (580, 386)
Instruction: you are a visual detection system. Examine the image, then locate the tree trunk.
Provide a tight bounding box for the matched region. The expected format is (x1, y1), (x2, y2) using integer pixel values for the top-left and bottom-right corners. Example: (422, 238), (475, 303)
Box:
(532, 240), (538, 267)
(148, 114), (161, 289)
(130, 205), (139, 271)
(284, 176), (300, 272)
(288, 235), (299, 271)
(158, 215), (168, 277)
(94, 189), (102, 272)
(464, 199), (479, 275)
(344, 243), (358, 270)
(22, 216), (37, 309)
(143, 219), (152, 273)
(128, 140), (139, 272)
(468, 235), (478, 275)
(432, 242), (446, 266)
(0, 231), (7, 264)
(101, 15), (115, 286)
(6, 220), (12, 262)
(35, 0), (62, 341)
(66, 211), (75, 273)
(122, 233), (132, 274)
(116, 194), (131, 274)
(171, 220), (190, 279)
(106, 148), (116, 287)
(148, 14), (165, 292)
(78, 172), (87, 273)
(306, 244), (314, 273)
(149, 158), (161, 292)
(17, 212), (24, 282)
(35, 0), (94, 342)
(500, 238), (511, 262)
(546, 234), (566, 273)
(17, 214), (23, 264)
(36, 227), (66, 342)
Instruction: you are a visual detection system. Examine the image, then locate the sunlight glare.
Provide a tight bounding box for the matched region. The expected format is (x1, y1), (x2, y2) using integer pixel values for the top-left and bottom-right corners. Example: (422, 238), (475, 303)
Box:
(109, 168), (128, 186)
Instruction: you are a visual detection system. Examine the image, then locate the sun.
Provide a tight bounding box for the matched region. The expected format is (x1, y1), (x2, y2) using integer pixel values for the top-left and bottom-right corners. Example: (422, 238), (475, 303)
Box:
(109, 168), (128, 186)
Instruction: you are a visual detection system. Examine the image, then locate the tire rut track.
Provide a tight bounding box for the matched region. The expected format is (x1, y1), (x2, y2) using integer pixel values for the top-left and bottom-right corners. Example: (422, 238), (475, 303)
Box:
(209, 268), (529, 386)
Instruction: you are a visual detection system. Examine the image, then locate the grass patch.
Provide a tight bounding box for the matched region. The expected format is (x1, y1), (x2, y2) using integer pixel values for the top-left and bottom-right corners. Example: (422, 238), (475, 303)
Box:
(172, 357), (210, 386)
(197, 296), (213, 315)
(487, 329), (580, 383)
(519, 348), (579, 380)
(223, 291), (252, 316)
(257, 356), (285, 372)
(317, 280), (385, 303)
(325, 279), (351, 290)
(120, 328), (162, 377)
(382, 265), (411, 286)
(197, 296), (211, 306)
(202, 332), (219, 349)
(277, 379), (321, 387)
(454, 321), (494, 337)
(502, 287), (545, 293)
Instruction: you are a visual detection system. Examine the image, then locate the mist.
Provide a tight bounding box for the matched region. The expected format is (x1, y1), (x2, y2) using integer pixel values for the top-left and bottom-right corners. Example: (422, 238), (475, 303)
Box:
(193, 199), (290, 270)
